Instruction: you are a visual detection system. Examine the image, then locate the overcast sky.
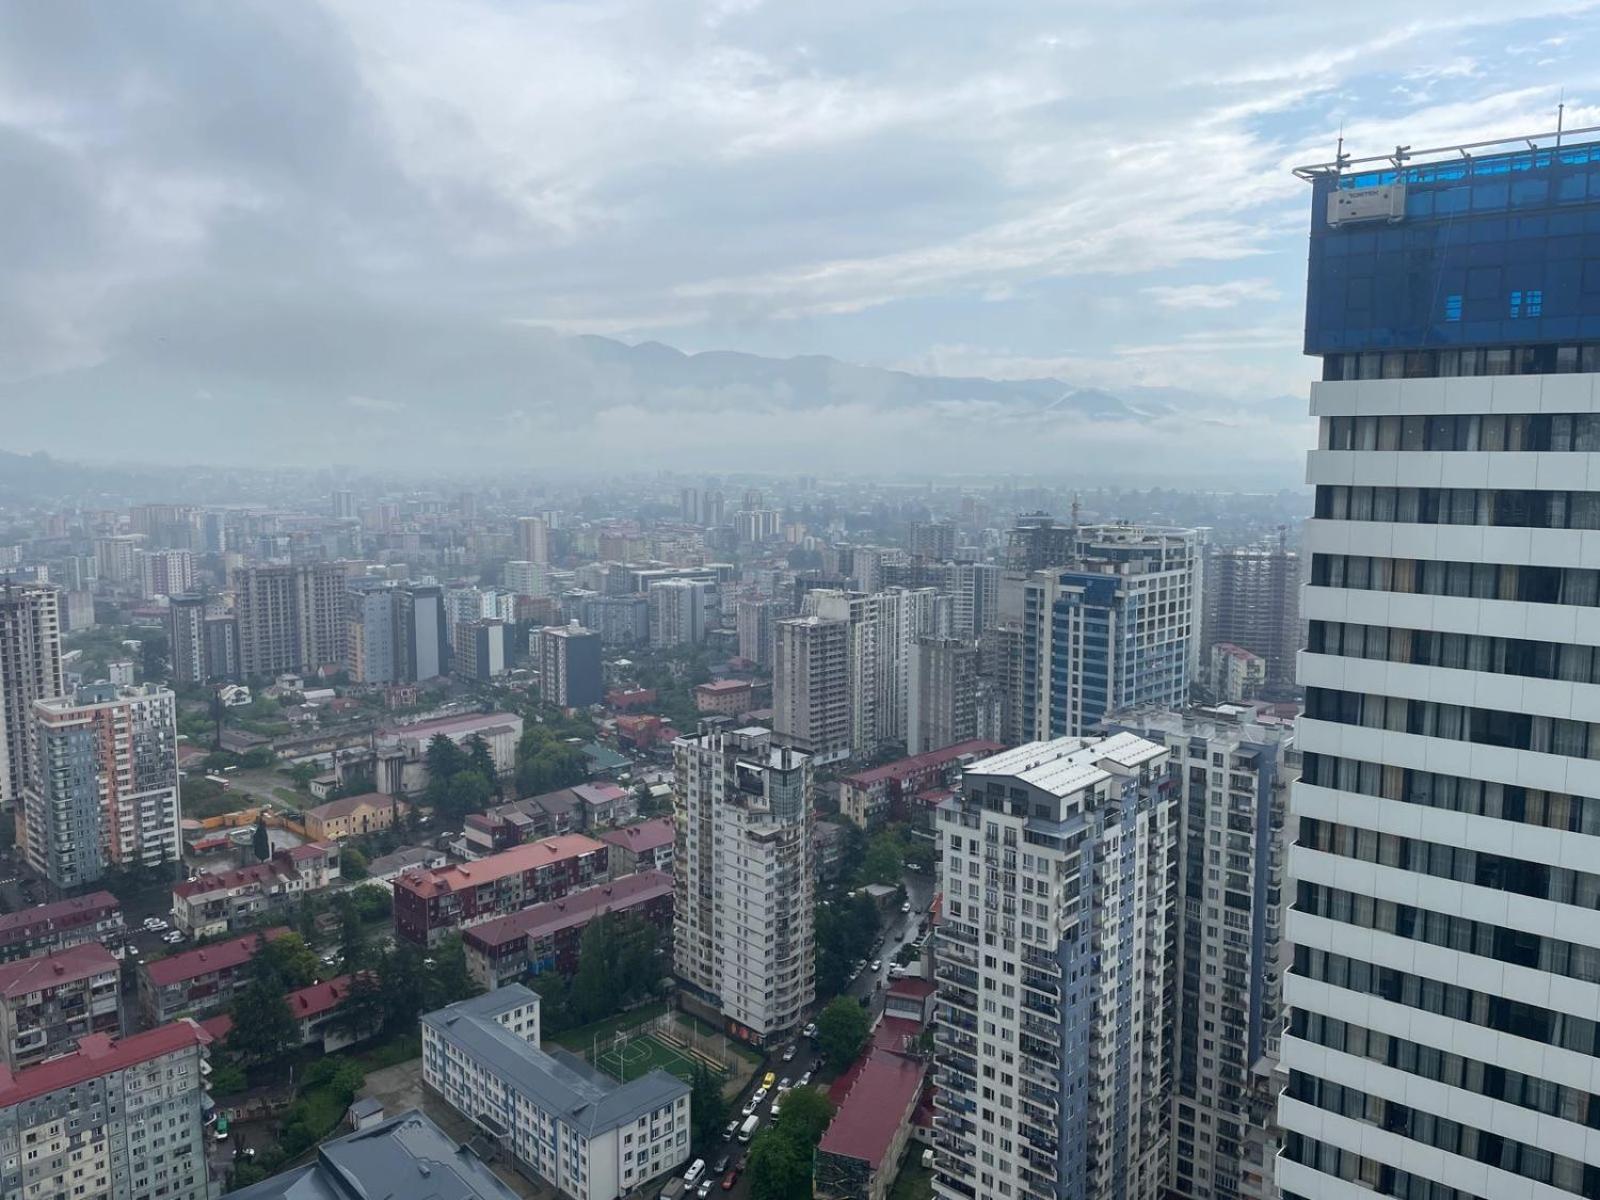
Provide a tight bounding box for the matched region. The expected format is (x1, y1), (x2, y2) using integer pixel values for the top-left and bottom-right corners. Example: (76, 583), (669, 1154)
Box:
(2, 2), (1596, 478)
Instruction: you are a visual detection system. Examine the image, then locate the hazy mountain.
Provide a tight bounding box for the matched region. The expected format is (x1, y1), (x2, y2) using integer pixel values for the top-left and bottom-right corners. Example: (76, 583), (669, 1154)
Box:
(0, 329), (1307, 485)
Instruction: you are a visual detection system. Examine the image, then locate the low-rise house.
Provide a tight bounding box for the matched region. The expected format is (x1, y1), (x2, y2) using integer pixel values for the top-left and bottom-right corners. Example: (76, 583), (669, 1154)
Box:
(692, 678), (754, 715)
(0, 945), (122, 1069)
(883, 977), (937, 1027)
(225, 1109), (520, 1200)
(422, 987), (691, 1200)
(837, 739), (1003, 830)
(462, 872), (674, 990)
(813, 1050), (928, 1200)
(366, 845), (448, 890)
(138, 927), (290, 1025)
(571, 781), (634, 828)
(170, 842), (340, 937)
(462, 782), (631, 856)
(394, 834), (608, 946)
(599, 817), (674, 877)
(302, 792), (408, 842)
(0, 892), (122, 963)
(203, 973), (375, 1053)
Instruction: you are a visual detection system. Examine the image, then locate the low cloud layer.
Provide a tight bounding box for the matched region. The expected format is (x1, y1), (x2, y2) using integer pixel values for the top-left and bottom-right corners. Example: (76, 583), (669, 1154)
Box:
(0, 2), (1595, 480)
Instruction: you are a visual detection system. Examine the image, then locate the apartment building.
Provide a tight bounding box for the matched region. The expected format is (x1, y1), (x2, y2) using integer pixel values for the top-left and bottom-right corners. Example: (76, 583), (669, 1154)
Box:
(1021, 524), (1200, 739)
(461, 871), (674, 991)
(1112, 704), (1297, 1200)
(138, 928), (290, 1026)
(931, 734), (1176, 1200)
(538, 623), (603, 708)
(773, 615), (851, 764)
(1201, 541), (1301, 696)
(393, 834), (609, 946)
(0, 945), (122, 1070)
(735, 595), (777, 666)
(169, 842), (340, 938)
(673, 723), (813, 1044)
(0, 584), (64, 823)
(0, 892), (123, 964)
(908, 637), (985, 756)
(598, 817), (674, 877)
(647, 578), (710, 647)
(23, 683), (181, 890)
(301, 792), (407, 842)
(231, 563), (347, 678)
(422, 986), (691, 1200)
(0, 1019), (215, 1200)
(1278, 130), (1600, 1200)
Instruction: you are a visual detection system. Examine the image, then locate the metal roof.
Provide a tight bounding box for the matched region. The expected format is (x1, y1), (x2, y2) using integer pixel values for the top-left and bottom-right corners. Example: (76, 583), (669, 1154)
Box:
(964, 732), (1164, 798)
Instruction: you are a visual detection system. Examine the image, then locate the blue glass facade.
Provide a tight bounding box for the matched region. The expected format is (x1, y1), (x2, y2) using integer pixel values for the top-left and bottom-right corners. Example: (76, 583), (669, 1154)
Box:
(1305, 138), (1600, 355)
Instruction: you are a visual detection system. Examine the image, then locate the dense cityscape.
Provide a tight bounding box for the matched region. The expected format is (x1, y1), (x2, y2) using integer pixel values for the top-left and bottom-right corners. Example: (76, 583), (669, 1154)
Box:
(4, 8), (1600, 1200)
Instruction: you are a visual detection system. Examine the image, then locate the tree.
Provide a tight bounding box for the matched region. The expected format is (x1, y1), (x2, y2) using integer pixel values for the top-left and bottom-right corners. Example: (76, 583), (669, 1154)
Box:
(816, 995), (870, 1071)
(422, 935), (480, 1010)
(332, 970), (386, 1042)
(746, 1127), (810, 1200)
(251, 814), (271, 863)
(228, 946), (299, 1065)
(443, 771), (492, 822)
(773, 1086), (834, 1144)
(347, 884), (392, 923)
(258, 933), (320, 988)
(859, 828), (904, 886)
(569, 917), (615, 1024)
(338, 896), (369, 970)
(689, 1063), (727, 1149)
(342, 846), (369, 880)
(425, 733), (466, 784)
(464, 734), (498, 790)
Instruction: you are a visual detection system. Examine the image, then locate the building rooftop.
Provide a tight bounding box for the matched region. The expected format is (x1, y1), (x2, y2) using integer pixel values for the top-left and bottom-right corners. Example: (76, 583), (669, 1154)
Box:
(396, 835), (606, 900)
(172, 861), (289, 900)
(423, 985), (687, 1136)
(695, 678), (752, 693)
(843, 740), (1005, 788)
(886, 977), (937, 1001)
(366, 846), (441, 877)
(965, 732), (1164, 798)
(302, 793), (399, 822)
(384, 711), (521, 741)
(0, 1020), (212, 1107)
(598, 816), (674, 854)
(223, 1108), (521, 1200)
(143, 928), (290, 987)
(205, 974), (356, 1041)
(463, 872), (673, 952)
(0, 943), (118, 998)
(817, 1050), (926, 1170)
(0, 891), (118, 944)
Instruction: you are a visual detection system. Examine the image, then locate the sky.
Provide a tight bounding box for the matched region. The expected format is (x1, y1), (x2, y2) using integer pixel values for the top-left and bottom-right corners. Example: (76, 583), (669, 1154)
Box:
(1, 2), (1597, 481)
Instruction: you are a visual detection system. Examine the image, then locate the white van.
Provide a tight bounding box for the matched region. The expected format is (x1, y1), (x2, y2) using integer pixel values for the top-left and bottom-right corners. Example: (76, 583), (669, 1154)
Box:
(683, 1158), (706, 1185)
(739, 1115), (760, 1143)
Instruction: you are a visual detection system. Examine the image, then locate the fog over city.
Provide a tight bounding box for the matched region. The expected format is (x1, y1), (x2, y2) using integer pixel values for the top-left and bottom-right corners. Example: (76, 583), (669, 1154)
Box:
(3, 2), (1596, 480)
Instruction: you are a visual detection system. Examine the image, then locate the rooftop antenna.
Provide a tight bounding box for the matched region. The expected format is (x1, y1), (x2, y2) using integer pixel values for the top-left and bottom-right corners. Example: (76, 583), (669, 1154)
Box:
(1557, 89), (1566, 148)
(1070, 493), (1081, 537)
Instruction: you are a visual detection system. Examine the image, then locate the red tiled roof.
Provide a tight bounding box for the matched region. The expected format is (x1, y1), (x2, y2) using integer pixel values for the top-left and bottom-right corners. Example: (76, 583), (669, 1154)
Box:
(598, 817), (673, 854)
(396, 834), (606, 900)
(841, 740), (1005, 788)
(0, 892), (119, 943)
(0, 944), (118, 999)
(0, 1020), (212, 1107)
(283, 841), (334, 860)
(142, 928), (290, 987)
(172, 861), (287, 900)
(200, 1013), (233, 1041)
(286, 974), (353, 1018)
(870, 1016), (924, 1054)
(817, 1050), (926, 1170)
(695, 679), (752, 693)
(463, 872), (673, 951)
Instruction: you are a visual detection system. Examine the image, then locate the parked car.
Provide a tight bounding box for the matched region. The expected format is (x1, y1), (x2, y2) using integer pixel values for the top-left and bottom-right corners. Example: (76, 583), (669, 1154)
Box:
(781, 1043), (797, 1062)
(777, 1077), (791, 1092)
(802, 1022), (818, 1039)
(901, 900), (913, 913)
(723, 1119), (739, 1140)
(712, 1155), (730, 1174)
(869, 959), (882, 972)
(722, 1166), (740, 1190)
(798, 1071), (812, 1087)
(696, 1181), (713, 1199)
(761, 1071), (776, 1089)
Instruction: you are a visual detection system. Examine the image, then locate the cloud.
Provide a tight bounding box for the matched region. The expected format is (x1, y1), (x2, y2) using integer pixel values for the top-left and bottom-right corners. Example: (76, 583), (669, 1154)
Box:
(345, 394), (405, 413)
(1142, 279), (1282, 310)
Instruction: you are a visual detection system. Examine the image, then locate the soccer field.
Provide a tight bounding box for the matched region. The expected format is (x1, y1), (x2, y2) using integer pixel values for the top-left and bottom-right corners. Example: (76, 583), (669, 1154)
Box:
(594, 1032), (704, 1084)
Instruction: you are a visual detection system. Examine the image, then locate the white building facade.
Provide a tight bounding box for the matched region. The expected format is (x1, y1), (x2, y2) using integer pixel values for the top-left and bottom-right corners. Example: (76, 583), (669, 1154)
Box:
(931, 734), (1177, 1200)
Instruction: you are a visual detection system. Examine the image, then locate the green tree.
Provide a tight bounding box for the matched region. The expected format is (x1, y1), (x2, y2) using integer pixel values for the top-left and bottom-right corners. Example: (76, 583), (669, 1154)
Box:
(773, 1086), (834, 1144)
(258, 932), (320, 988)
(464, 734), (498, 788)
(338, 896), (369, 970)
(342, 846), (369, 880)
(251, 814), (271, 863)
(379, 944), (427, 1033)
(689, 1063), (727, 1149)
(422, 935), (480, 1010)
(746, 1127), (810, 1200)
(228, 947), (299, 1065)
(425, 733), (466, 783)
(443, 770), (492, 822)
(569, 916), (615, 1024)
(347, 884), (392, 922)
(816, 995), (870, 1071)
(859, 828), (904, 886)
(332, 971), (386, 1042)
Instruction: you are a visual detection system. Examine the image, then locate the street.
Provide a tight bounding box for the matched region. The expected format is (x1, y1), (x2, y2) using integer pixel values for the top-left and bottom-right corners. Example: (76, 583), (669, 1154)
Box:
(690, 866), (936, 1200)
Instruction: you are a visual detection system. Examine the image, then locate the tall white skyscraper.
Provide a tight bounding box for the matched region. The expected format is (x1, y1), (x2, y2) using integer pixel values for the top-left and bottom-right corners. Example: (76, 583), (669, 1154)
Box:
(801, 586), (932, 752)
(0, 584), (65, 829)
(931, 734), (1177, 1200)
(773, 615), (851, 764)
(1279, 131), (1600, 1200)
(673, 723), (814, 1045)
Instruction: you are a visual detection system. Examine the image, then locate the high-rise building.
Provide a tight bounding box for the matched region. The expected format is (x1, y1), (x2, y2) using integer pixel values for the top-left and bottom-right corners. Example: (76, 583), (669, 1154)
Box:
(579, 594), (650, 647)
(648, 578), (709, 646)
(773, 616), (851, 764)
(346, 581), (400, 683)
(1021, 524), (1199, 739)
(1278, 130), (1600, 1200)
(503, 559), (550, 598)
(947, 561), (1001, 639)
(202, 614), (238, 682)
(24, 683), (181, 890)
(1113, 704), (1297, 1200)
(0, 1019), (216, 1200)
(165, 594), (209, 685)
(0, 584), (64, 822)
(736, 595), (777, 666)
(801, 587), (931, 754)
(453, 619), (508, 681)
(931, 734), (1176, 1200)
(399, 584), (448, 681)
(907, 637), (983, 756)
(331, 488), (355, 520)
(1201, 541), (1300, 695)
(537, 623), (603, 708)
(92, 535), (141, 584)
(909, 521), (957, 561)
(136, 548), (194, 600)
(516, 515), (550, 564)
(673, 723), (813, 1044)
(232, 563), (347, 678)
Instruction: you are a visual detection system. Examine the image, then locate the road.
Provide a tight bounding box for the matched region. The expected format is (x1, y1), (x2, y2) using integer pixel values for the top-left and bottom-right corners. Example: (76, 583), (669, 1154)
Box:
(691, 867), (937, 1200)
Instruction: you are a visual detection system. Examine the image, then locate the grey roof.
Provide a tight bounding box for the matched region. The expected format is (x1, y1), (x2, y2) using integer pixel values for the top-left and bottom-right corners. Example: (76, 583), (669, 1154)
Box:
(224, 1109), (519, 1200)
(423, 986), (688, 1137)
(966, 732), (1165, 798)
(366, 846), (440, 877)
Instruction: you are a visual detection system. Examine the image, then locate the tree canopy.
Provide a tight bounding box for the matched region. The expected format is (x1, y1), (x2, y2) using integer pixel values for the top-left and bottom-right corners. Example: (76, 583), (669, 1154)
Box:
(816, 995), (871, 1071)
